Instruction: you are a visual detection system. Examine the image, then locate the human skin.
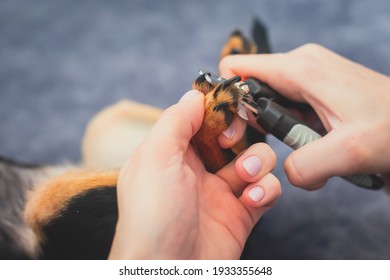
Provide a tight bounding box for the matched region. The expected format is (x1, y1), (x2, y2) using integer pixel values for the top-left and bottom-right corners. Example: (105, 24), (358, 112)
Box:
(219, 44), (390, 189)
(109, 90), (281, 259)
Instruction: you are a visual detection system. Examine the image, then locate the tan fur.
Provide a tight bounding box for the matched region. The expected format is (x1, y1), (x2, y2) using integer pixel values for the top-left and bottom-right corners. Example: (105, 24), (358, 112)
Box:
(25, 170), (119, 235)
(82, 100), (162, 169)
(220, 36), (257, 59)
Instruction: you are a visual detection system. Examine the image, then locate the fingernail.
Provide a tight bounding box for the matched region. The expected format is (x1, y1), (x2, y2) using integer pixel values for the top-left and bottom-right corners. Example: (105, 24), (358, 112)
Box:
(179, 90), (200, 102)
(222, 122), (236, 139)
(242, 156), (262, 176)
(248, 186), (265, 202)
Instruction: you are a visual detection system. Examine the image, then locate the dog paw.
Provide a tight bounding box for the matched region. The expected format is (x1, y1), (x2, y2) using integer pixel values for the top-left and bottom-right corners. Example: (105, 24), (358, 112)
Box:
(192, 75), (244, 173)
(193, 75), (243, 135)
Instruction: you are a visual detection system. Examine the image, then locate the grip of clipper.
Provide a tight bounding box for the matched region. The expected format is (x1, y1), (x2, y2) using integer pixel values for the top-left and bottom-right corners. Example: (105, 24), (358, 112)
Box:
(246, 78), (308, 110)
(254, 97), (311, 144)
(255, 98), (384, 190)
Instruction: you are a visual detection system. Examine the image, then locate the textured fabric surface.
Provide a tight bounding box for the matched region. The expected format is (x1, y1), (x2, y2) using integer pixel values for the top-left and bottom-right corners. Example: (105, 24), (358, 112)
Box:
(1, 0), (390, 259)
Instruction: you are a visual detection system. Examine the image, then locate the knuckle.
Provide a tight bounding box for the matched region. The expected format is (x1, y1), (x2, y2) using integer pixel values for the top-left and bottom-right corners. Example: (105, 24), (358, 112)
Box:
(289, 43), (327, 74)
(280, 43), (328, 89)
(284, 156), (313, 188)
(285, 168), (305, 188)
(253, 142), (277, 164)
(285, 164), (327, 190)
(342, 134), (369, 171)
(296, 43), (326, 55)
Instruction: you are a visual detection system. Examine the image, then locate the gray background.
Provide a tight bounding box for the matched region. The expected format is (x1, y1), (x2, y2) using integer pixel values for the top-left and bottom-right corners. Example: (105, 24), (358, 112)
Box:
(1, 0), (390, 259)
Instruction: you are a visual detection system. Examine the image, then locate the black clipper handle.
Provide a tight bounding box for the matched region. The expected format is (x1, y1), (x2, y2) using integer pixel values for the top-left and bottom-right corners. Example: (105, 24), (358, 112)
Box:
(255, 97), (384, 190)
(245, 78), (309, 110)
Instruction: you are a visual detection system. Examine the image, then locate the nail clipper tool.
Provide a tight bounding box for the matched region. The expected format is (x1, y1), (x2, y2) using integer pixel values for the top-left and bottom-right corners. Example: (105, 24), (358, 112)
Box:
(198, 69), (384, 190)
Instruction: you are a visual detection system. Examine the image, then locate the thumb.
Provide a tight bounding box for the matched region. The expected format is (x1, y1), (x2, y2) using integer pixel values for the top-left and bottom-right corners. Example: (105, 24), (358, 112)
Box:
(284, 131), (356, 189)
(149, 90), (204, 151)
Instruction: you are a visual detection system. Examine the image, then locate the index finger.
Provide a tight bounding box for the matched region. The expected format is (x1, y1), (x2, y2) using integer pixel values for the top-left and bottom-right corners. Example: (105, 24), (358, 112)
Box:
(219, 54), (306, 103)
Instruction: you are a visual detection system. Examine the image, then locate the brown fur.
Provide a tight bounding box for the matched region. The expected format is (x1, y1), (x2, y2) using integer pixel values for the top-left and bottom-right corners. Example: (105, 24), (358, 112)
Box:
(220, 31), (257, 59)
(25, 170), (118, 237)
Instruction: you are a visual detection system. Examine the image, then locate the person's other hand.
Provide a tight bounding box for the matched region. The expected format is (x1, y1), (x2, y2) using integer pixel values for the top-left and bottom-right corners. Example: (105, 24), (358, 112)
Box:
(109, 90), (281, 259)
(220, 44), (390, 189)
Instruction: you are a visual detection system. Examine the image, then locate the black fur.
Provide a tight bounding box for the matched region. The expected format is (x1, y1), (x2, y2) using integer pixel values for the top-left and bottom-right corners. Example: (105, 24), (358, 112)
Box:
(213, 101), (230, 112)
(40, 187), (118, 260)
(212, 76), (240, 103)
(220, 76), (241, 90)
(252, 18), (271, 54)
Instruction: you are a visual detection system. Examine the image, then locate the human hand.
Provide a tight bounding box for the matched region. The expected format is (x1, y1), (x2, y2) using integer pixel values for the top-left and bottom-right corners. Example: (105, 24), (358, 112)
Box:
(109, 90), (281, 259)
(219, 44), (390, 189)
